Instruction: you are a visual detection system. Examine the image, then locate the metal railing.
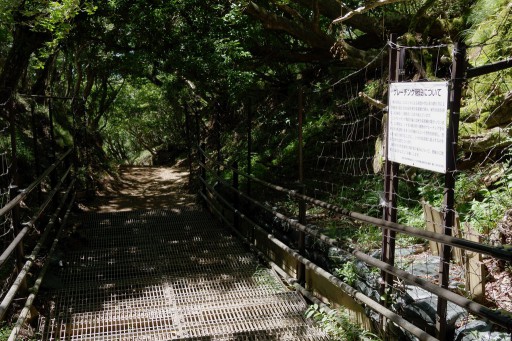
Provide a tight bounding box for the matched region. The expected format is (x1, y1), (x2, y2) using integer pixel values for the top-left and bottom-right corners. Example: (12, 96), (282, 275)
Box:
(197, 145), (512, 341)
(0, 149), (75, 323)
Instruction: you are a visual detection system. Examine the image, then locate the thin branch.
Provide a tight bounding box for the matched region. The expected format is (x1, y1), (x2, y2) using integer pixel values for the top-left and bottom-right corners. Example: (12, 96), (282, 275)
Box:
(333, 0), (406, 24)
(270, 0), (305, 23)
(358, 92), (387, 110)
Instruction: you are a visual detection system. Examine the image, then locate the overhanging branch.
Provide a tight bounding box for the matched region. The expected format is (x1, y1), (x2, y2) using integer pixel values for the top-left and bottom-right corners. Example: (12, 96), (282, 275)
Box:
(359, 92), (387, 110)
(333, 0), (406, 24)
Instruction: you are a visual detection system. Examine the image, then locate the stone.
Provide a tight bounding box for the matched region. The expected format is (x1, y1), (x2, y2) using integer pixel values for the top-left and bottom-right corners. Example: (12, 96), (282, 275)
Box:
(460, 127), (512, 153)
(454, 320), (493, 341)
(395, 247), (417, 257)
(354, 279), (380, 302)
(482, 91), (512, 129)
(406, 257), (440, 280)
(403, 296), (468, 336)
(405, 285), (433, 301)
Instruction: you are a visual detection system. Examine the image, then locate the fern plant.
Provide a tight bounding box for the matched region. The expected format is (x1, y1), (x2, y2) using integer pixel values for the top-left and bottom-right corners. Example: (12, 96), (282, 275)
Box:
(305, 304), (381, 341)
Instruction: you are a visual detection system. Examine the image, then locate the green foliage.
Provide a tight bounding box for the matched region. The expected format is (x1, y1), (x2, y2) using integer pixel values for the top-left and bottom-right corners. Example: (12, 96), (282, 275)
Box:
(16, 131), (35, 166)
(354, 225), (382, 251)
(397, 205), (425, 229)
(466, 0), (511, 47)
(22, 0), (97, 69)
(364, 80), (384, 101)
(249, 154), (270, 180)
(414, 178), (441, 208)
(462, 0), (512, 135)
(321, 212), (384, 252)
(338, 177), (382, 218)
(0, 0), (14, 40)
(335, 261), (358, 286)
(305, 304), (381, 341)
(102, 79), (179, 163)
(418, 164), (512, 234)
(0, 322), (12, 340)
(466, 166), (512, 233)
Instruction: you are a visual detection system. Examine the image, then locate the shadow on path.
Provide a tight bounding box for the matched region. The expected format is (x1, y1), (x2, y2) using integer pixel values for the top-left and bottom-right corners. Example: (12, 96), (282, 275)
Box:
(37, 165), (327, 340)
(84, 165), (197, 212)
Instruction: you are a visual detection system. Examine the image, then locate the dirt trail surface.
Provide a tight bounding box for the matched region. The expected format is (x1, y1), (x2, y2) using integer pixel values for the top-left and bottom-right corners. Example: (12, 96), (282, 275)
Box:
(85, 165), (197, 212)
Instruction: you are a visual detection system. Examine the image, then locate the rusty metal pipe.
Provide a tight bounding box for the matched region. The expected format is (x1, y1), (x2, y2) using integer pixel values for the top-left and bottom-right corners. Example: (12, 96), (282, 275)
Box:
(0, 166), (71, 268)
(197, 146), (512, 262)
(198, 162), (512, 330)
(0, 180), (75, 321)
(0, 149), (71, 218)
(200, 183), (440, 341)
(8, 193), (75, 341)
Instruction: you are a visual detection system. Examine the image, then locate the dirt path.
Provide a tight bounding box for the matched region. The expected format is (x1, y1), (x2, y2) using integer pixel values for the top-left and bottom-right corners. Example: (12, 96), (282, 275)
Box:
(83, 165), (197, 212)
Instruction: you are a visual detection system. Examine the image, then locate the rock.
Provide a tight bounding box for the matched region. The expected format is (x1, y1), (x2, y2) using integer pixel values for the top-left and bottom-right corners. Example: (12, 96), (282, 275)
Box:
(354, 279), (380, 302)
(370, 249), (381, 259)
(482, 91), (512, 129)
(406, 257), (440, 280)
(328, 247), (343, 259)
(395, 247), (417, 257)
(460, 127), (512, 153)
(405, 285), (433, 302)
(403, 296), (468, 337)
(453, 320), (495, 341)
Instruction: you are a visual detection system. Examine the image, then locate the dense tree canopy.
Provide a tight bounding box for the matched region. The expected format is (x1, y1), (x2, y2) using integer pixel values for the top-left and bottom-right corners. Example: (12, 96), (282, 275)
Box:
(0, 0), (509, 175)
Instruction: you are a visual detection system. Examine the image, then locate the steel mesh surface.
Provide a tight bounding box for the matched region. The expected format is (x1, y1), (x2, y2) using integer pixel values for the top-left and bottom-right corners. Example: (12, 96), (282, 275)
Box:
(39, 209), (328, 340)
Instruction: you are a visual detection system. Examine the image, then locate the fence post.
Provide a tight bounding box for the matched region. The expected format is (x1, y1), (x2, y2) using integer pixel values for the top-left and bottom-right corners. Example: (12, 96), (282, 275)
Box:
(436, 41), (466, 341)
(297, 82), (306, 285)
(30, 102), (42, 203)
(232, 161), (240, 231)
(381, 34), (400, 331)
(49, 99), (58, 188)
(247, 99), (252, 198)
(185, 106), (193, 190)
(200, 143), (206, 196)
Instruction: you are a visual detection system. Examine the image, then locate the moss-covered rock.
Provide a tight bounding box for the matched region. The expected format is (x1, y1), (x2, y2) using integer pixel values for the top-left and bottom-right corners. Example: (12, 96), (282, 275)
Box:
(459, 1), (512, 154)
(480, 91), (512, 129)
(460, 127), (512, 153)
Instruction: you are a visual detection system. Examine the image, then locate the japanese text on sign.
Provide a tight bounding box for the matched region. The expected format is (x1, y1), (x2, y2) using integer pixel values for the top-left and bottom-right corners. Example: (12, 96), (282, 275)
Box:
(387, 82), (449, 173)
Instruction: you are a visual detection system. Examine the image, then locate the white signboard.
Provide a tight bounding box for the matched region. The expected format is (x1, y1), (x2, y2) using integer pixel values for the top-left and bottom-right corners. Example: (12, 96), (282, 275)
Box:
(388, 82), (449, 173)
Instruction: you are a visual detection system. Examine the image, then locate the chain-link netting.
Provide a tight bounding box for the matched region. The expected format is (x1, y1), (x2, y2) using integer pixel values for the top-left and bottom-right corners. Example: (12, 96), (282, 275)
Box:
(0, 121), (14, 301)
(206, 33), (512, 334)
(460, 40), (512, 314)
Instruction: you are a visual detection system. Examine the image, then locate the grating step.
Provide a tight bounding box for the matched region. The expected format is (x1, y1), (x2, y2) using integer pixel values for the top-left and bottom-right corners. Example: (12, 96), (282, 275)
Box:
(75, 225), (242, 250)
(39, 209), (328, 340)
(62, 239), (247, 263)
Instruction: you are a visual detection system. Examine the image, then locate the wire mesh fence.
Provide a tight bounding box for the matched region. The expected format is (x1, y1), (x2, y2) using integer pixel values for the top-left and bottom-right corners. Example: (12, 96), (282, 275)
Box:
(203, 34), (512, 339)
(0, 119), (14, 301)
(461, 39), (512, 314)
(0, 98), (70, 325)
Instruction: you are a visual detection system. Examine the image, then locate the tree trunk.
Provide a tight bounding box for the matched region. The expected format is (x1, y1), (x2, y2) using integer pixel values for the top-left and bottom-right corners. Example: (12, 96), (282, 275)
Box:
(31, 53), (59, 101)
(0, 22), (50, 117)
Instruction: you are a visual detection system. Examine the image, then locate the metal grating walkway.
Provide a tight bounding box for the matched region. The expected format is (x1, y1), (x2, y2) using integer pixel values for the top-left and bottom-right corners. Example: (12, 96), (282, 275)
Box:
(39, 209), (327, 340)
